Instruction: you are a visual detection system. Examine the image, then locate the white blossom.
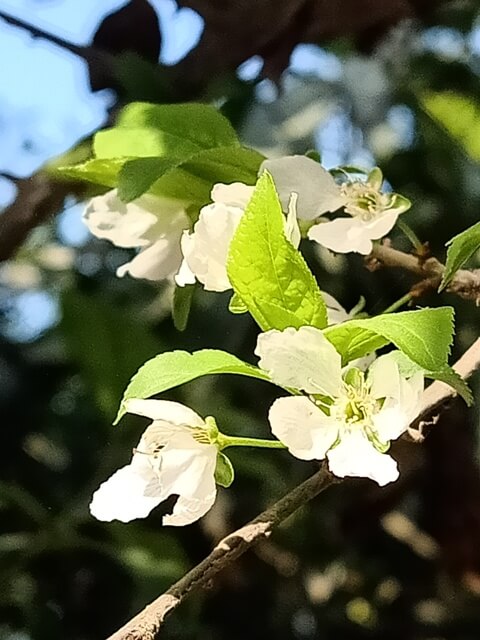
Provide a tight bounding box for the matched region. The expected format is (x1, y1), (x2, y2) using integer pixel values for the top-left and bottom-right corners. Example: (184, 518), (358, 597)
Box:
(90, 399), (218, 526)
(83, 189), (190, 281)
(176, 181), (300, 292)
(261, 156), (410, 255)
(255, 326), (423, 486)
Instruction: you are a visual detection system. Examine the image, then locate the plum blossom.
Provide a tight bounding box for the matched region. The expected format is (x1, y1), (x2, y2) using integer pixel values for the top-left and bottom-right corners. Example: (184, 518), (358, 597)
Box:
(83, 189), (190, 281)
(90, 399), (219, 526)
(255, 326), (424, 485)
(176, 182), (300, 292)
(262, 156), (410, 255)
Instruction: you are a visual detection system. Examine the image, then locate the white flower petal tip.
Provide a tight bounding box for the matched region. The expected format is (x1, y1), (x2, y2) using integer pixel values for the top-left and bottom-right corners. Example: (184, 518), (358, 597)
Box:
(90, 402), (219, 526)
(211, 182), (254, 208)
(162, 490), (217, 527)
(327, 432), (399, 486)
(124, 398), (204, 427)
(260, 156), (345, 220)
(89, 465), (162, 523)
(83, 189), (190, 282)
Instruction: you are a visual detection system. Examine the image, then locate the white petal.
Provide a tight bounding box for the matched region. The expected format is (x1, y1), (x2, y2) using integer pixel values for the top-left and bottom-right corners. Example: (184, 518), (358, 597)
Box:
(116, 206), (189, 281)
(255, 326), (342, 396)
(321, 291), (350, 325)
(284, 193), (301, 248)
(175, 254), (196, 287)
(211, 182), (254, 208)
(117, 238), (181, 280)
(89, 463), (162, 522)
(83, 190), (158, 248)
(308, 218), (375, 255)
(363, 210), (399, 240)
(125, 399), (205, 427)
(180, 202), (243, 292)
(158, 433), (218, 526)
(372, 372), (424, 442)
(260, 156), (345, 220)
(327, 430), (399, 486)
(368, 353), (402, 401)
(268, 396), (338, 460)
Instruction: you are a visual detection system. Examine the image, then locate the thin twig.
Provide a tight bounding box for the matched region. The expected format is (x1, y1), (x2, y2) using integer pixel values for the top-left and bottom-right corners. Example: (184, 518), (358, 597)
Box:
(107, 463), (336, 640)
(369, 243), (480, 304)
(106, 337), (480, 640)
(0, 10), (111, 64)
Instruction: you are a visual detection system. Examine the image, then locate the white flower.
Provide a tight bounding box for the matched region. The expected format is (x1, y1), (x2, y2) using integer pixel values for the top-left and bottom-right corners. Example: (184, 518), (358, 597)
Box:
(261, 156), (410, 255)
(83, 189), (190, 281)
(89, 399), (218, 526)
(176, 181), (300, 292)
(255, 326), (423, 486)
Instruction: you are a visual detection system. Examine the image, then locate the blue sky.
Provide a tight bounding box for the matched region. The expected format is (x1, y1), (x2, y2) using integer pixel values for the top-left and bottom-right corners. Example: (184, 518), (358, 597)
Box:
(0, 0), (203, 203)
(0, 0), (204, 341)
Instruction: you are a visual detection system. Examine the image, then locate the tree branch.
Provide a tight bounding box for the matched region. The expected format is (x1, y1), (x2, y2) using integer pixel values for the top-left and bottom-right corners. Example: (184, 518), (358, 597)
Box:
(0, 173), (86, 262)
(106, 337), (480, 640)
(107, 463), (336, 640)
(0, 9), (114, 68)
(368, 243), (480, 304)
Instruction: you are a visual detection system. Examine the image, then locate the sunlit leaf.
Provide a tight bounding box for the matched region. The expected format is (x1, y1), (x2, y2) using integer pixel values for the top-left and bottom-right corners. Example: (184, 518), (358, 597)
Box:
(227, 171), (327, 331)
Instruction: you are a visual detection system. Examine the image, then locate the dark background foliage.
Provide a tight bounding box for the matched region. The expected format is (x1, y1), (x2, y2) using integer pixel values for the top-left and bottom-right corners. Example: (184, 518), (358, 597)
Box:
(1, 1), (480, 638)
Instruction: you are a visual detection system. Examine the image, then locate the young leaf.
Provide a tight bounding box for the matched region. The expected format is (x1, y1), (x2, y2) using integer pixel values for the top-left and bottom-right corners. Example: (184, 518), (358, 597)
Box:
(227, 171), (328, 331)
(148, 146), (264, 204)
(324, 307), (454, 371)
(117, 156), (185, 202)
(94, 127), (201, 160)
(228, 292), (248, 314)
(428, 367), (473, 406)
(116, 102), (239, 150)
(214, 453), (235, 487)
(115, 350), (271, 424)
(440, 221), (480, 291)
(172, 284), (195, 332)
(55, 158), (124, 187)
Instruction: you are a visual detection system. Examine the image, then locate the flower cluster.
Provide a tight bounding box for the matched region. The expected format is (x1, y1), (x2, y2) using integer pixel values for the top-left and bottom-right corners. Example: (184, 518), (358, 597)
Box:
(83, 155), (410, 290)
(255, 327), (423, 486)
(85, 153), (421, 528)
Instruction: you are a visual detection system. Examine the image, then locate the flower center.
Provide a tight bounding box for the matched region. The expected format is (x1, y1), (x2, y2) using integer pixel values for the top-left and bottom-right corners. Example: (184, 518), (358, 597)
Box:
(331, 383), (377, 426)
(191, 427), (214, 445)
(340, 181), (391, 221)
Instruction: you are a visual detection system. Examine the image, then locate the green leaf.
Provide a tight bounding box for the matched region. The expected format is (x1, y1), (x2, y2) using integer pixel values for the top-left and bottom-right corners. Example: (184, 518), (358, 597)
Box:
(117, 156), (185, 202)
(94, 127), (201, 160)
(440, 221), (480, 291)
(55, 158), (124, 187)
(172, 284), (195, 331)
(228, 292), (248, 314)
(214, 453), (235, 487)
(115, 350), (271, 424)
(386, 351), (472, 405)
(227, 171), (328, 331)
(148, 146), (264, 204)
(421, 92), (480, 161)
(116, 102), (239, 150)
(429, 367), (473, 406)
(324, 307), (454, 371)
